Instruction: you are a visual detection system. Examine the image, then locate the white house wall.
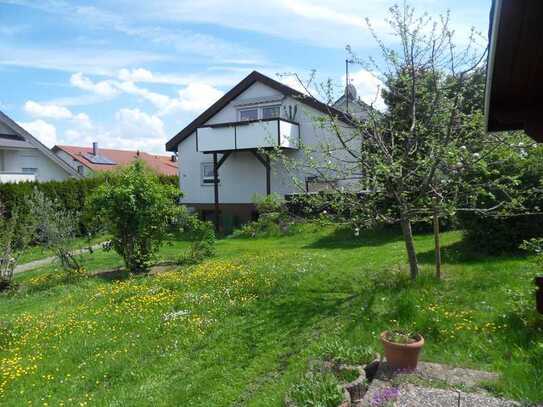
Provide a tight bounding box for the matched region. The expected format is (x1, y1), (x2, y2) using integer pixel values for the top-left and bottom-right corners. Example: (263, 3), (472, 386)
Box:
(54, 150), (94, 177)
(1, 148), (73, 182)
(177, 81), (358, 205)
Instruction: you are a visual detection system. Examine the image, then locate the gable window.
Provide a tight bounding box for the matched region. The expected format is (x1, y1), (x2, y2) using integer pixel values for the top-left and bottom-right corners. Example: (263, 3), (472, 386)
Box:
(22, 167), (37, 174)
(239, 108), (258, 121)
(262, 105), (280, 119)
(201, 162), (218, 185)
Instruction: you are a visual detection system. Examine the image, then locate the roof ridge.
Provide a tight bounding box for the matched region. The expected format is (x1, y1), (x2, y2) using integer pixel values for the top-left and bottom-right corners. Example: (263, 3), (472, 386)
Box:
(165, 70), (353, 152)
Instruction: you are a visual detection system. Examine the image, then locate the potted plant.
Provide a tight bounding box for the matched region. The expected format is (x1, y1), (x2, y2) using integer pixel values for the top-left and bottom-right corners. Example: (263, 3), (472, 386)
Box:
(380, 330), (424, 371)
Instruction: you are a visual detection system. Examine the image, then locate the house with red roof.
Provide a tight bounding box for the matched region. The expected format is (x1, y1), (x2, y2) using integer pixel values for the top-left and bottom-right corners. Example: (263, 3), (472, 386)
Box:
(52, 143), (178, 177)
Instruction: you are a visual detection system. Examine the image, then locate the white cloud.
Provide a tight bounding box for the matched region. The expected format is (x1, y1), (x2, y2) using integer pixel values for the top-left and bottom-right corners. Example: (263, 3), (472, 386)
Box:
(59, 108), (167, 153)
(70, 73), (119, 97)
(23, 100), (94, 128)
(24, 100), (73, 119)
(116, 67), (238, 87)
(72, 112), (92, 129)
(277, 75), (311, 95)
(284, 0), (366, 27)
(0, 44), (167, 75)
(118, 68), (154, 82)
(115, 108), (165, 139)
(115, 81), (171, 111)
(67, 71), (224, 116)
(19, 119), (58, 148)
(175, 83), (224, 112)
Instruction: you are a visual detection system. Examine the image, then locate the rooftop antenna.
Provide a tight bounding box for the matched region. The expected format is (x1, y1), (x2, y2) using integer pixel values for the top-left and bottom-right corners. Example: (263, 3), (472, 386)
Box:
(345, 45), (355, 114)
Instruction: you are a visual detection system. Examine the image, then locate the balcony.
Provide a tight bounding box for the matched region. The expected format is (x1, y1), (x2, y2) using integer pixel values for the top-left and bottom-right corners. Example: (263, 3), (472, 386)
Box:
(0, 172), (36, 183)
(196, 118), (299, 153)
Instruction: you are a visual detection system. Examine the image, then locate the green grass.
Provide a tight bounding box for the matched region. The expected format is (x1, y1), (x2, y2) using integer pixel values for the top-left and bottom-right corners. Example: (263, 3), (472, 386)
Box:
(1, 224), (542, 406)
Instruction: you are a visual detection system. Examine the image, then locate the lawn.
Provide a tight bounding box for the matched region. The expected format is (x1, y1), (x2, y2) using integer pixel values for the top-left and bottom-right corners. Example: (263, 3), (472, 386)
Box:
(0, 224), (542, 406)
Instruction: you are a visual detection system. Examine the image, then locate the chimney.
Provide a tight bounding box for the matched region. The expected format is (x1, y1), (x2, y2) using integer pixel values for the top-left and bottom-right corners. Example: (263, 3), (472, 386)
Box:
(92, 142), (98, 156)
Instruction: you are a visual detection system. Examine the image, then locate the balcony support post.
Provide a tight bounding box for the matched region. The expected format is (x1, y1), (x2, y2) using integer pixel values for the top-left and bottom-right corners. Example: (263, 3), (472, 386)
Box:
(213, 152), (220, 233)
(265, 155), (271, 196)
(250, 150), (271, 196)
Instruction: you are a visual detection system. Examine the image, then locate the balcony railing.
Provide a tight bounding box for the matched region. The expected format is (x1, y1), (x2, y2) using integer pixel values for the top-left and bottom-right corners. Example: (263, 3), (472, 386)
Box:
(0, 172), (36, 183)
(196, 118), (300, 153)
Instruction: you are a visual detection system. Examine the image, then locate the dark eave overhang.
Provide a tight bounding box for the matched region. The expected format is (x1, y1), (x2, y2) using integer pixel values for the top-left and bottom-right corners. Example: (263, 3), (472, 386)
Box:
(165, 70), (353, 152)
(485, 0), (543, 142)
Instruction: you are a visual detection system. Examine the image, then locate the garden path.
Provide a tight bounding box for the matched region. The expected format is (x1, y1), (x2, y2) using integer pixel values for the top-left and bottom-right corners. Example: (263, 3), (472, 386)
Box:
(14, 243), (104, 274)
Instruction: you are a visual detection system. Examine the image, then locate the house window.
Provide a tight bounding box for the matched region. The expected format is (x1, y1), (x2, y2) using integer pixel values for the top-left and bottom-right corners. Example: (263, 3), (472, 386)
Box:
(201, 162), (218, 185)
(22, 168), (37, 174)
(239, 108), (258, 121)
(77, 165), (85, 175)
(262, 105), (280, 119)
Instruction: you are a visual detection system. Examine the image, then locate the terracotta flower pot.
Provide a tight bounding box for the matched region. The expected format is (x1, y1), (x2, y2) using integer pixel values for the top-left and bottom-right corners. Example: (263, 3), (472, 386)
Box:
(535, 276), (543, 314)
(380, 331), (424, 371)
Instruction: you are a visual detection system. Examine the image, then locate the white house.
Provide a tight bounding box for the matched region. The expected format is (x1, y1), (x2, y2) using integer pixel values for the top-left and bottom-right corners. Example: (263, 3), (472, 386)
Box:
(166, 71), (367, 229)
(0, 111), (80, 183)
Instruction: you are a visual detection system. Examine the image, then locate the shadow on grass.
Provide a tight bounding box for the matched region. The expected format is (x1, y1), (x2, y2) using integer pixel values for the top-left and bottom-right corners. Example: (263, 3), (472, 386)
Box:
(92, 268), (131, 282)
(305, 227), (403, 250)
(417, 239), (528, 266)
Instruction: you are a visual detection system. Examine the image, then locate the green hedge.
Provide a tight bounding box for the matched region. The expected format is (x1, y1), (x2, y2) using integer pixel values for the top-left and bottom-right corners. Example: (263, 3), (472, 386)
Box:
(459, 212), (543, 254)
(0, 174), (179, 234)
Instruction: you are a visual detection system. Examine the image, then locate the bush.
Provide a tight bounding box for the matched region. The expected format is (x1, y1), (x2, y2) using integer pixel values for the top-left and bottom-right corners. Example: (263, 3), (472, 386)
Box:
(459, 212), (543, 254)
(176, 210), (216, 265)
(458, 138), (543, 254)
(28, 189), (84, 273)
(0, 201), (35, 290)
(88, 161), (181, 273)
(232, 193), (292, 238)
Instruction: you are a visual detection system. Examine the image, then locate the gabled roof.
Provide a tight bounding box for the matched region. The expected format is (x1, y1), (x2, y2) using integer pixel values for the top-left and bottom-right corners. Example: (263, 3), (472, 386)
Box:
(53, 145), (178, 176)
(165, 70), (353, 152)
(0, 110), (81, 178)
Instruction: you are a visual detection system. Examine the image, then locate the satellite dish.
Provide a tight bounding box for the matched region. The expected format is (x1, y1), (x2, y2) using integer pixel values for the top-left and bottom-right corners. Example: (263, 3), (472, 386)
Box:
(346, 83), (357, 100)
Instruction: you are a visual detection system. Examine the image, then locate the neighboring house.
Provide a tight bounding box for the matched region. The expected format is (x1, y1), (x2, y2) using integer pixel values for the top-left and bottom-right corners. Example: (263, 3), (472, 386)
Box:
(165, 70), (367, 228)
(52, 143), (178, 177)
(0, 111), (81, 183)
(333, 83), (370, 121)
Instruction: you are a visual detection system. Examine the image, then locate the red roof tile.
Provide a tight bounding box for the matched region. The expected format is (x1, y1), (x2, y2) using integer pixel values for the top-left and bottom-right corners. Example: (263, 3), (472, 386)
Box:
(53, 145), (178, 176)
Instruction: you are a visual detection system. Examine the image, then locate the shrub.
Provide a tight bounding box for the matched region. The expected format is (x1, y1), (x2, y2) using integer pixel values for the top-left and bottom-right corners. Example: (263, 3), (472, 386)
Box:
(232, 193), (292, 238)
(0, 201), (35, 290)
(458, 140), (543, 254)
(176, 209), (216, 265)
(88, 161), (181, 273)
(459, 213), (543, 254)
(28, 189), (83, 273)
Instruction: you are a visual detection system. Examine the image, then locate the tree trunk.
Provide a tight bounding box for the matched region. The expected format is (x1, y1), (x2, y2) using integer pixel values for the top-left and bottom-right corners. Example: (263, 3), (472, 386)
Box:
(433, 205), (441, 280)
(400, 214), (419, 280)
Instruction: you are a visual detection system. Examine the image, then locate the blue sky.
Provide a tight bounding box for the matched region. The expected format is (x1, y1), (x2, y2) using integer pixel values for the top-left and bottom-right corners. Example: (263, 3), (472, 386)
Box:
(0, 0), (491, 154)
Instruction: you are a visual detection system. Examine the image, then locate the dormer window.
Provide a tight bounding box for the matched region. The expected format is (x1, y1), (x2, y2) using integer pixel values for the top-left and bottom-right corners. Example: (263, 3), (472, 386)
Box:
(239, 108), (258, 121)
(262, 105), (280, 119)
(238, 105), (281, 121)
